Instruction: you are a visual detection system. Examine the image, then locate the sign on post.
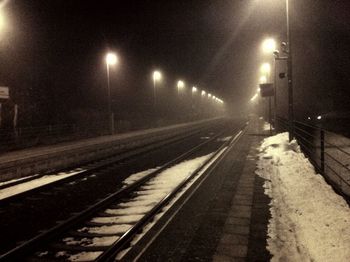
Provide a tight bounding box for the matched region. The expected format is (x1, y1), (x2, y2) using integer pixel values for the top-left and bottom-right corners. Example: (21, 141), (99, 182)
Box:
(259, 83), (274, 97)
(0, 87), (9, 99)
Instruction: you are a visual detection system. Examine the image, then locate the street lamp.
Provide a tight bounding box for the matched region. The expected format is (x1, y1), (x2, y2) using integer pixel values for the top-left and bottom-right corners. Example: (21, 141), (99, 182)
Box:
(262, 38), (277, 54)
(286, 0), (294, 141)
(177, 80), (185, 95)
(201, 90), (206, 96)
(105, 52), (118, 134)
(152, 70), (162, 107)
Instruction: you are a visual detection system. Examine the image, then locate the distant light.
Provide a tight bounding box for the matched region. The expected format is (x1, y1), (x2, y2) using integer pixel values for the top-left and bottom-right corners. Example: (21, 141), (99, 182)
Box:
(177, 80), (185, 89)
(250, 93), (258, 102)
(262, 38), (277, 54)
(192, 86), (197, 93)
(212, 95), (216, 100)
(317, 115), (322, 120)
(208, 93), (212, 98)
(257, 87), (261, 92)
(307, 116), (311, 120)
(153, 71), (162, 81)
(105, 52), (118, 66)
(0, 13), (5, 31)
(201, 90), (206, 96)
(259, 76), (267, 84)
(260, 63), (271, 75)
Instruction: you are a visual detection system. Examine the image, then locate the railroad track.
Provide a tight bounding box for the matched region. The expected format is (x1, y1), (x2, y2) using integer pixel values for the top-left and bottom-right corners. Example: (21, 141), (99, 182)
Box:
(0, 124), (246, 261)
(0, 125), (213, 205)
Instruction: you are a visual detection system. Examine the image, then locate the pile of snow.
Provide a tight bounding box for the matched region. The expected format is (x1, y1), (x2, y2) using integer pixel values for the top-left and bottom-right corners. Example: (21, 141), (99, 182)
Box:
(256, 132), (350, 262)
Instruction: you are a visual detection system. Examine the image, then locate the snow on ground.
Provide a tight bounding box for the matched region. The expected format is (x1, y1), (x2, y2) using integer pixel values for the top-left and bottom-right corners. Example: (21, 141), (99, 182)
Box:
(217, 136), (232, 142)
(256, 132), (350, 262)
(54, 152), (217, 261)
(0, 175), (36, 186)
(0, 169), (85, 200)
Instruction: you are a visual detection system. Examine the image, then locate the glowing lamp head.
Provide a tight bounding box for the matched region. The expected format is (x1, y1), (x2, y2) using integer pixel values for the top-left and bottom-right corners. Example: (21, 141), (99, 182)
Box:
(201, 90), (206, 96)
(262, 38), (277, 54)
(153, 71), (162, 81)
(177, 80), (184, 88)
(208, 93), (212, 98)
(0, 11), (5, 31)
(105, 52), (117, 66)
(192, 86), (197, 93)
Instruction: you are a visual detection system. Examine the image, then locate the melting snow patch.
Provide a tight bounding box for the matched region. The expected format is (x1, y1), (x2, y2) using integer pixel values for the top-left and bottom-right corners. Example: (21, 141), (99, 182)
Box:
(55, 251), (102, 261)
(256, 132), (350, 262)
(0, 170), (85, 200)
(78, 224), (131, 235)
(217, 136), (232, 142)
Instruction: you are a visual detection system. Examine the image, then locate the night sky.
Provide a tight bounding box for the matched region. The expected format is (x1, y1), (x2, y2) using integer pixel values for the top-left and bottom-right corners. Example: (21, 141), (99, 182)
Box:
(0, 0), (349, 126)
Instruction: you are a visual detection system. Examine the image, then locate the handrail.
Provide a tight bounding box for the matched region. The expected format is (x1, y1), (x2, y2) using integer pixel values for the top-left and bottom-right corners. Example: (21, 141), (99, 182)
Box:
(276, 116), (350, 199)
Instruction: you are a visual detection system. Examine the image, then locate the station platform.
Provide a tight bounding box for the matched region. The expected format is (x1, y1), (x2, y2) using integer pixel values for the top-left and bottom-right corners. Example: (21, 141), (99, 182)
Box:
(127, 119), (272, 261)
(0, 118), (221, 182)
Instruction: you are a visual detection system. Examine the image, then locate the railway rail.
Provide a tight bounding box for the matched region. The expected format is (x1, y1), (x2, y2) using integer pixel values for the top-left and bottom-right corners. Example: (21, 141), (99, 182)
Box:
(0, 122), (230, 255)
(0, 122), (246, 261)
(0, 126), (206, 204)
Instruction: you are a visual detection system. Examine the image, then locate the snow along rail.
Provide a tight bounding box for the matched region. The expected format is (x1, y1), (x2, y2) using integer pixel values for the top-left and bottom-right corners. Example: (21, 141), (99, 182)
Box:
(0, 123), (247, 261)
(0, 126), (206, 205)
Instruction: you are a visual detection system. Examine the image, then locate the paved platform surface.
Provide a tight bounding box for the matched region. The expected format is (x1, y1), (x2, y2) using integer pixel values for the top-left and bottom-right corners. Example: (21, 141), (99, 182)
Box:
(136, 120), (272, 261)
(0, 119), (217, 164)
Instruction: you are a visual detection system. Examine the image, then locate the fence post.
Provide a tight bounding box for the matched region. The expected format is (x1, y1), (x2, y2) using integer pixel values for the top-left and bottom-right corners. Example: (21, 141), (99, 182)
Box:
(320, 129), (325, 173)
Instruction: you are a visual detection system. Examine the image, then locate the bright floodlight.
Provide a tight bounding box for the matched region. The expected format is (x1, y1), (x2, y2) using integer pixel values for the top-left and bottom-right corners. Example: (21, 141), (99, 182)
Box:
(260, 63), (271, 75)
(317, 115), (322, 120)
(201, 90), (206, 96)
(208, 93), (212, 98)
(153, 71), (162, 81)
(192, 86), (197, 92)
(177, 80), (185, 88)
(262, 38), (277, 54)
(259, 76), (267, 84)
(105, 52), (117, 65)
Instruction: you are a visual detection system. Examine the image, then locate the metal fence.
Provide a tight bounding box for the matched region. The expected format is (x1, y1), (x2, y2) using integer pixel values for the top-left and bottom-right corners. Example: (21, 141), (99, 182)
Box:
(276, 116), (350, 199)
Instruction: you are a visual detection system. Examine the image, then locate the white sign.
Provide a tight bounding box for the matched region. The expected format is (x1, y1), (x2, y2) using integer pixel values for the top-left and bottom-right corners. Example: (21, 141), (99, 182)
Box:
(0, 86), (9, 99)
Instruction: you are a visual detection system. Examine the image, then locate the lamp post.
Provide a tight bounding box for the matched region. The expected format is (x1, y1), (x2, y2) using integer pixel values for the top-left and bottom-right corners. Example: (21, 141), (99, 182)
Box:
(286, 0), (294, 141)
(152, 70), (162, 108)
(105, 52), (117, 134)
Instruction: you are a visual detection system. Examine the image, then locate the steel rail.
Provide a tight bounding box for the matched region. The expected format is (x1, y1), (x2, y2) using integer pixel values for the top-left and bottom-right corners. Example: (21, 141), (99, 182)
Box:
(0, 127), (231, 261)
(98, 126), (246, 262)
(0, 128), (206, 205)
